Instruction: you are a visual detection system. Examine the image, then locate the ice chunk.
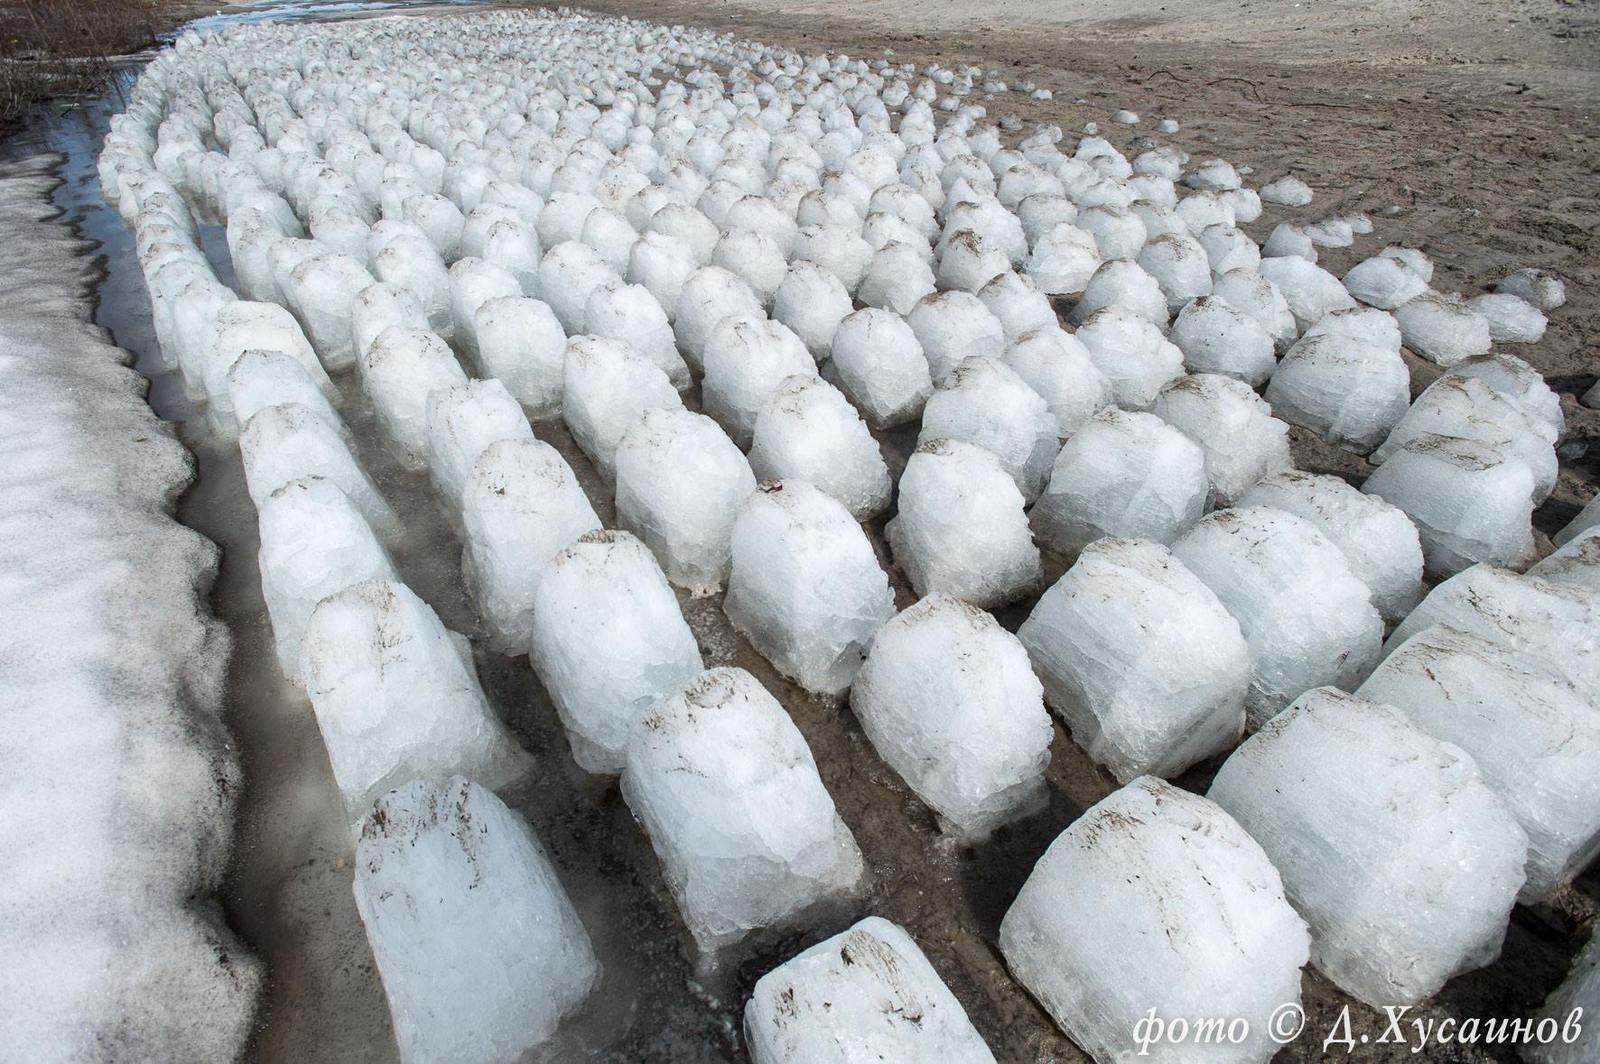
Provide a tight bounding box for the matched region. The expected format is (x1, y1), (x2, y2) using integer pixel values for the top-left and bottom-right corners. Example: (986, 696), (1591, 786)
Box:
(621, 667), (866, 958)
(301, 580), (530, 819)
(852, 595), (1052, 839)
(1025, 221), (1100, 297)
(1533, 526), (1600, 592)
(350, 283), (428, 368)
(1358, 626), (1600, 900)
(1212, 267), (1298, 352)
(1030, 408), (1208, 554)
(1075, 203), (1147, 260)
(918, 356), (1058, 503)
(257, 477), (397, 679)
(1020, 539), (1248, 780)
(1526, 935), (1600, 1064)
(1364, 434), (1537, 578)
(1002, 326), (1111, 437)
(977, 270), (1056, 344)
(1260, 176), (1313, 206)
(1495, 267), (1566, 311)
(530, 531), (704, 774)
(627, 230), (698, 324)
(207, 301), (335, 427)
(1264, 332), (1410, 453)
(1258, 255), (1356, 331)
(285, 253), (375, 371)
(1152, 374), (1291, 506)
(1073, 307), (1183, 410)
(859, 240), (937, 315)
(473, 295), (566, 417)
(353, 777), (598, 1064)
(538, 241), (619, 336)
(1302, 305), (1403, 352)
(585, 280), (690, 389)
(1342, 255), (1428, 310)
(1172, 507), (1383, 727)
(614, 408), (756, 595)
(1394, 292), (1492, 367)
(1197, 224), (1261, 275)
(425, 379), (533, 509)
(1237, 471), (1424, 622)
(1262, 223), (1316, 263)
(1437, 352), (1562, 439)
(227, 348), (342, 438)
(889, 439), (1043, 608)
(1168, 296), (1276, 387)
(749, 375), (891, 521)
(772, 260), (853, 361)
(908, 290), (1007, 384)
(675, 265), (763, 372)
(241, 403), (396, 536)
(1000, 777), (1308, 1064)
(1208, 688), (1526, 1006)
(702, 315), (817, 448)
(1069, 260), (1168, 327)
(1375, 376), (1557, 504)
(744, 916), (998, 1064)
(361, 326), (468, 471)
(1377, 245), (1434, 282)
(461, 438), (601, 653)
(1136, 232), (1212, 313)
(724, 481), (895, 695)
(561, 335), (684, 480)
(828, 308), (934, 429)
(1557, 495), (1600, 549)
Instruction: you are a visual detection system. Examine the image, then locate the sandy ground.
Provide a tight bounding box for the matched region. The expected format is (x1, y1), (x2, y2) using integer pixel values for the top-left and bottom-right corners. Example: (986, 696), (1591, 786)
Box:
(21, 2), (1600, 1061)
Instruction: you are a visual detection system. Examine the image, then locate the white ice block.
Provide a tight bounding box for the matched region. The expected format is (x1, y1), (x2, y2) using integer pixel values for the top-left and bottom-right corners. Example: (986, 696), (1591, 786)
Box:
(1394, 292), (1492, 367)
(1000, 777), (1309, 1064)
(240, 403), (396, 537)
(473, 295), (567, 417)
(1030, 408), (1209, 555)
(908, 290), (1007, 384)
(1020, 538), (1249, 781)
(424, 378), (533, 508)
(772, 260), (853, 362)
(1208, 688), (1526, 1007)
(1073, 307), (1183, 410)
(1264, 333), (1410, 454)
(207, 301), (335, 428)
(621, 667), (866, 958)
(1172, 506), (1384, 727)
(1168, 295), (1276, 388)
(561, 335), (684, 480)
(748, 375), (892, 521)
(461, 438), (601, 653)
(614, 408), (756, 595)
(301, 580), (530, 820)
(702, 315), (817, 448)
(1358, 625), (1600, 901)
(227, 348), (342, 439)
(674, 265), (762, 372)
(744, 917), (998, 1064)
(1526, 935), (1600, 1064)
(724, 480), (895, 696)
(1001, 326), (1111, 438)
(285, 253), (376, 371)
(828, 308), (934, 429)
(918, 356), (1059, 503)
(360, 326), (468, 471)
(1151, 374), (1291, 506)
(530, 531), (704, 774)
(852, 595), (1053, 840)
(354, 777), (598, 1064)
(889, 439), (1044, 609)
(584, 280), (690, 389)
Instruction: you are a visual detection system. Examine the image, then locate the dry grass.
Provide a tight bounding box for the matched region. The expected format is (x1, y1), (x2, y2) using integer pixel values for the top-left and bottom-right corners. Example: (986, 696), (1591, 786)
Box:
(0, 0), (171, 128)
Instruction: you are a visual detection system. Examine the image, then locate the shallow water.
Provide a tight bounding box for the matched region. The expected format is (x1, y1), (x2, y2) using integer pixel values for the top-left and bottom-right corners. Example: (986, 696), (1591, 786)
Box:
(18, 4), (1590, 1061)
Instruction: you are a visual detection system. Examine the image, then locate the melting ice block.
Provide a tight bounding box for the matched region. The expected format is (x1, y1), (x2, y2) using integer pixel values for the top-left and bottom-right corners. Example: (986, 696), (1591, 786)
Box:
(828, 308), (934, 429)
(889, 439), (1043, 609)
(562, 335), (684, 481)
(301, 580), (530, 820)
(724, 481), (895, 696)
(285, 253), (375, 370)
(1208, 688), (1526, 1007)
(614, 408), (757, 595)
(354, 777), (598, 1064)
(748, 375), (890, 521)
(1030, 408), (1209, 555)
(473, 295), (567, 417)
(228, 348), (343, 439)
(1000, 777), (1309, 1064)
(1019, 538), (1249, 781)
(1172, 507), (1383, 728)
(918, 356), (1059, 504)
(361, 326), (468, 471)
(744, 916), (998, 1064)
(530, 531), (704, 774)
(621, 668), (866, 959)
(461, 438), (600, 653)
(1526, 935), (1600, 1064)
(851, 595), (1053, 840)
(1152, 374), (1290, 507)
(240, 403), (397, 538)
(1357, 625), (1600, 901)
(1264, 332), (1410, 454)
(424, 378), (533, 509)
(702, 315), (817, 448)
(257, 477), (397, 680)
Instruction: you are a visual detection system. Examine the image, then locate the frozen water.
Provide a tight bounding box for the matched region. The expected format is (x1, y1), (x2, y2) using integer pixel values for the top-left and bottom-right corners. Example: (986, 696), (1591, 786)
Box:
(530, 531), (704, 774)
(1197, 224), (1261, 276)
(1526, 935), (1599, 1064)
(674, 265), (762, 372)
(748, 375), (891, 521)
(1030, 408), (1209, 554)
(1168, 295), (1276, 387)
(240, 403), (397, 537)
(724, 481), (895, 696)
(450, 258), (525, 358)
(562, 335), (685, 481)
(1208, 688), (1526, 1006)
(1358, 626), (1600, 901)
(1002, 326), (1111, 437)
(354, 777), (598, 1064)
(1258, 255), (1357, 331)
(1019, 538), (1248, 780)
(300, 580), (531, 821)
(207, 301), (334, 428)
(1152, 374), (1291, 506)
(585, 281), (691, 389)
(1374, 375), (1557, 503)
(936, 230), (1012, 293)
(1534, 526), (1600, 592)
(425, 379), (534, 509)
(702, 315), (817, 448)
(889, 439), (1043, 608)
(473, 296), (567, 418)
(744, 916), (998, 1064)
(1262, 222), (1316, 263)
(460, 438), (601, 653)
(1377, 245), (1434, 282)
(1211, 267), (1298, 353)
(227, 348), (342, 438)
(852, 595), (1052, 840)
(257, 477), (397, 680)
(1264, 332), (1410, 453)
(1069, 260), (1169, 327)
(1439, 353), (1563, 439)
(1495, 267), (1566, 311)
(1364, 434), (1538, 578)
(1172, 506), (1384, 727)
(1075, 203), (1147, 260)
(919, 356), (1058, 503)
(1073, 307), (1184, 410)
(1238, 471), (1424, 622)
(1394, 292), (1493, 367)
(285, 253), (375, 371)
(614, 408), (757, 595)
(1343, 255), (1428, 310)
(908, 290), (1007, 384)
(859, 240), (937, 314)
(1302, 305), (1403, 352)
(621, 667), (866, 958)
(772, 261), (853, 362)
(1136, 232), (1213, 313)
(1025, 222), (1101, 296)
(538, 242), (620, 337)
(1260, 176), (1313, 206)
(828, 308), (934, 429)
(1468, 292), (1548, 343)
(1000, 777), (1308, 1064)
(978, 270), (1057, 343)
(360, 326), (468, 471)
